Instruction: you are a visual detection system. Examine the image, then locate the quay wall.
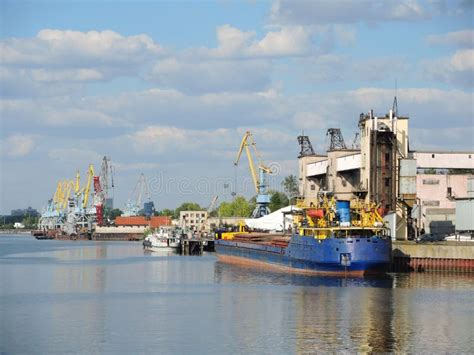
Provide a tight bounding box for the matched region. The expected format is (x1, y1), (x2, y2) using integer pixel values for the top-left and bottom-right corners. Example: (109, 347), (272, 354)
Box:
(392, 241), (474, 272)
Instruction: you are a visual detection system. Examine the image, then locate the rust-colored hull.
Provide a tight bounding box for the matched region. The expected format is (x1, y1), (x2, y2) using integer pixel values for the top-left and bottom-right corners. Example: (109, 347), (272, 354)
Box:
(217, 254), (370, 277)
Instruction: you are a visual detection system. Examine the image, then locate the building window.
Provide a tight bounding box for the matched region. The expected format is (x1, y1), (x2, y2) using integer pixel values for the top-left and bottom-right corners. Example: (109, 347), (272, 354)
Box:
(432, 154), (435, 158)
(385, 153), (390, 162)
(423, 179), (439, 185)
(423, 200), (440, 206)
(311, 184), (315, 190)
(385, 178), (390, 187)
(447, 187), (452, 196)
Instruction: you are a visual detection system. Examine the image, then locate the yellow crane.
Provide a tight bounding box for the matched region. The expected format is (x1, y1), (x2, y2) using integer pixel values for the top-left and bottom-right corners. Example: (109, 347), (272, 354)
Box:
(75, 170), (81, 194)
(53, 181), (63, 212)
(235, 131), (271, 218)
(61, 180), (75, 210)
(82, 164), (95, 209)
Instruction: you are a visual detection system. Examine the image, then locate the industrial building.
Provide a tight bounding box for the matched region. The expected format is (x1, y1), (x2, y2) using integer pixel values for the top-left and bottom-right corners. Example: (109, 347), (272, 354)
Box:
(298, 99), (474, 239)
(179, 211), (208, 231)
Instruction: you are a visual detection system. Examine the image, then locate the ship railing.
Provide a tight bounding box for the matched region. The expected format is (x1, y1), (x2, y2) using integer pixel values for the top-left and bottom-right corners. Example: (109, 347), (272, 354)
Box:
(298, 226), (389, 239)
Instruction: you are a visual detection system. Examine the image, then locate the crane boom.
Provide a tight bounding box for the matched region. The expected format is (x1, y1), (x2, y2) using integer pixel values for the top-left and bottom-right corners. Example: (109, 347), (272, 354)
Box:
(62, 180), (74, 210)
(75, 170), (80, 194)
(234, 131), (271, 194)
(234, 130), (271, 218)
(82, 164), (95, 209)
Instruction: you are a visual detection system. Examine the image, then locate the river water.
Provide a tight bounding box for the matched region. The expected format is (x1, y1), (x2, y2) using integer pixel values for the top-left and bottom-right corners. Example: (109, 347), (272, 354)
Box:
(1, 235), (473, 354)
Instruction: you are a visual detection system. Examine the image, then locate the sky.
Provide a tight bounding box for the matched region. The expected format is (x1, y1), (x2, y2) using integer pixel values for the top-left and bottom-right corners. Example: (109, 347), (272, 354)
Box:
(0, 0), (473, 214)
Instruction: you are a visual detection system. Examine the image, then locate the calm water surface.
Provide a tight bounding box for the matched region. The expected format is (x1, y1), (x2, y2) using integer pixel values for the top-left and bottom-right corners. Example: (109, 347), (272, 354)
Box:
(1, 235), (473, 354)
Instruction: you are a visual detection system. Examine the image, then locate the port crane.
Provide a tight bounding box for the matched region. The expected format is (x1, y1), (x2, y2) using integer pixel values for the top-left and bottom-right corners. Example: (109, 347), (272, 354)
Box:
(207, 195), (219, 214)
(235, 131), (271, 218)
(123, 173), (151, 216)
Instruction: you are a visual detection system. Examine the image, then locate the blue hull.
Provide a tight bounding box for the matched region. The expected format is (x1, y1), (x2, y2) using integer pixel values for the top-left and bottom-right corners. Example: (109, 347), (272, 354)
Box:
(215, 235), (391, 276)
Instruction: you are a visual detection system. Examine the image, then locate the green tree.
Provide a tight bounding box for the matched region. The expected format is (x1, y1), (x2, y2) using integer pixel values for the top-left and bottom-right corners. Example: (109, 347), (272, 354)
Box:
(155, 208), (174, 217)
(108, 208), (123, 220)
(22, 215), (39, 229)
(218, 201), (234, 217)
(173, 202), (202, 219)
(282, 175), (299, 204)
(217, 196), (252, 217)
(232, 196), (252, 217)
(269, 191), (289, 212)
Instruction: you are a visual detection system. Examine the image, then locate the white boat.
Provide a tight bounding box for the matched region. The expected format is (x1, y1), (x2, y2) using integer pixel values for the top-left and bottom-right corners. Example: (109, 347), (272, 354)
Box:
(143, 227), (180, 251)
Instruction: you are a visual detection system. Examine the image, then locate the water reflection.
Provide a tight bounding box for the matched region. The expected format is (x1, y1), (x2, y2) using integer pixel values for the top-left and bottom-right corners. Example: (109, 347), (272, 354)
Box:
(1, 237), (473, 354)
(213, 260), (474, 353)
(213, 260), (394, 289)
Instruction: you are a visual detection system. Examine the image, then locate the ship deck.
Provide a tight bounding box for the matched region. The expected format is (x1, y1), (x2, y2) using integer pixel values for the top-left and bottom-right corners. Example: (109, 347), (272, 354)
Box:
(229, 233), (291, 248)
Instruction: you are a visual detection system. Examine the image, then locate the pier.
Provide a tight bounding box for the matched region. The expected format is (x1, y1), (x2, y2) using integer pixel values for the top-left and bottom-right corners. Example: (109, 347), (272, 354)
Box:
(180, 238), (215, 255)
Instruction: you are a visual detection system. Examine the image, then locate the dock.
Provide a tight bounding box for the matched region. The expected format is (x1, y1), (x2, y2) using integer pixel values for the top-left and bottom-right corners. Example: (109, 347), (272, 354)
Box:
(392, 241), (474, 273)
(180, 238), (215, 255)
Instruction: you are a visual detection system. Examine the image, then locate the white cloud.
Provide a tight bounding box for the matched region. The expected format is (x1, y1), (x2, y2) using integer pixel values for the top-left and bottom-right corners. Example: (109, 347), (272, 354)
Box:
(1, 97), (128, 128)
(1, 134), (36, 157)
(47, 148), (104, 165)
(246, 26), (311, 57)
(410, 126), (474, 151)
(126, 125), (295, 158)
(30, 68), (104, 82)
(424, 49), (474, 88)
(270, 0), (430, 25)
(1, 29), (163, 67)
(212, 25), (256, 57)
(0, 29), (164, 92)
(292, 111), (326, 130)
(210, 25), (311, 58)
(286, 55), (411, 86)
(149, 57), (272, 93)
(427, 29), (474, 48)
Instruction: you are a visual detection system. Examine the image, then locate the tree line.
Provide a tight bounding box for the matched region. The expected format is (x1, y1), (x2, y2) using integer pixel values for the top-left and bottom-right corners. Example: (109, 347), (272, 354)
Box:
(109, 174), (299, 219)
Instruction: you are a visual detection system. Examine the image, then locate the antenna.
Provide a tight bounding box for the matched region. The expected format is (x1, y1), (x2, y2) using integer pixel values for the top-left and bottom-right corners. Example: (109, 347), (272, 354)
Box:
(392, 96), (398, 118)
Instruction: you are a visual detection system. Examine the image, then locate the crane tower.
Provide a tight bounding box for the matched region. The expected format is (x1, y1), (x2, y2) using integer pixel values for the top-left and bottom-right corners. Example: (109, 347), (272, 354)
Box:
(235, 131), (271, 218)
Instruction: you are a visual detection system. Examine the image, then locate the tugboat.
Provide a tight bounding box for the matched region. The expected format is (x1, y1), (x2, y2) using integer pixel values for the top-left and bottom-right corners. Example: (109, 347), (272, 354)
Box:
(215, 194), (391, 277)
(143, 226), (180, 252)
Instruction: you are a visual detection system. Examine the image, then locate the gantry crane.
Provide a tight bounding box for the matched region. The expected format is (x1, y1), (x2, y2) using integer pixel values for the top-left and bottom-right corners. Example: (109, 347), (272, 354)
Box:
(235, 131), (271, 218)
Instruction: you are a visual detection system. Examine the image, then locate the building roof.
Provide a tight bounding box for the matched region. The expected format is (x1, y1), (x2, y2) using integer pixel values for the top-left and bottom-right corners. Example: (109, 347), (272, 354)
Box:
(115, 216), (172, 228)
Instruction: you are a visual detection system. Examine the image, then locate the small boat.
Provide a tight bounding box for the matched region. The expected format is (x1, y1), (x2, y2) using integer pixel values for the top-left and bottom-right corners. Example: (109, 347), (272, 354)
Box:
(143, 227), (180, 252)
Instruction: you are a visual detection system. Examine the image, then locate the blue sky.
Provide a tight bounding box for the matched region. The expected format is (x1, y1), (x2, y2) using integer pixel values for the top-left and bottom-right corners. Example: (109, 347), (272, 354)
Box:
(1, 0), (473, 214)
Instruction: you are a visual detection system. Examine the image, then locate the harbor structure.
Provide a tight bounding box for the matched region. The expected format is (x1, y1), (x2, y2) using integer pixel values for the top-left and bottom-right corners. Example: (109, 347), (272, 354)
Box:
(298, 100), (474, 240)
